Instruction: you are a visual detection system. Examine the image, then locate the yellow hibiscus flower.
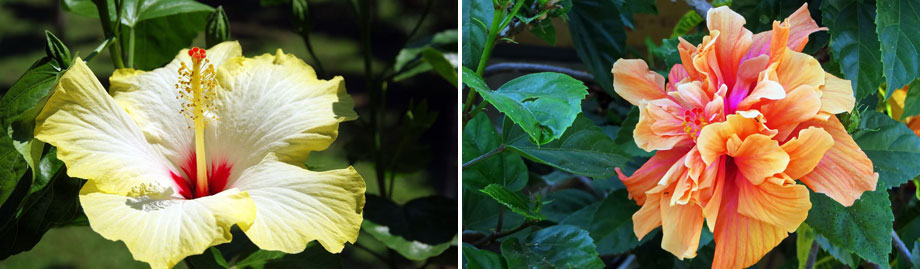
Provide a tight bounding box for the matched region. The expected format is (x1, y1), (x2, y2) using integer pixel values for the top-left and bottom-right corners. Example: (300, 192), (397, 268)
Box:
(33, 41), (365, 268)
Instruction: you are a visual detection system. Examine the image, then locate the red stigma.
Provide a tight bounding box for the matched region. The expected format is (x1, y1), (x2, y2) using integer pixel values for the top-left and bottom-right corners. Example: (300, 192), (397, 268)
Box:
(188, 47), (206, 60)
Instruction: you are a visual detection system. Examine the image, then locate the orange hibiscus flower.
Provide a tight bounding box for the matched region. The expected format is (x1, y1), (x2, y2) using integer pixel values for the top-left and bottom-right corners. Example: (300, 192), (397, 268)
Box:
(612, 4), (878, 268)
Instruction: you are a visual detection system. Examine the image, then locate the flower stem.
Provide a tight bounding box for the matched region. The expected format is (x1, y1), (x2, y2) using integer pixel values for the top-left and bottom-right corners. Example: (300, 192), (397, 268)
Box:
(126, 26), (135, 68)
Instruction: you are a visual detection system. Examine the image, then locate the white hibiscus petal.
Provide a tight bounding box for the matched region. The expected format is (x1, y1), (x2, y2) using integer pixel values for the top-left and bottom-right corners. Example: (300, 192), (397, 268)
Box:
(110, 41), (243, 168)
(211, 49), (357, 181)
(34, 59), (174, 195)
(232, 153), (365, 253)
(80, 181), (256, 269)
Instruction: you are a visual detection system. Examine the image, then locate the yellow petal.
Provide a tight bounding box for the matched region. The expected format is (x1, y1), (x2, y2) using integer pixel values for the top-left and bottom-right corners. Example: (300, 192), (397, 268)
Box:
(212, 49), (357, 171)
(80, 182), (256, 269)
(34, 58), (175, 195)
(232, 154), (365, 253)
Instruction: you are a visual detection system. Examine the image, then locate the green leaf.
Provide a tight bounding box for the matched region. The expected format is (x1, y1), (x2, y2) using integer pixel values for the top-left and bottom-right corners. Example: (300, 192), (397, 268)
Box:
(63, 0), (213, 26)
(821, 0), (883, 101)
(362, 221), (455, 261)
(205, 6), (230, 47)
(462, 243), (505, 269)
(796, 223), (816, 269)
(852, 111), (920, 189)
(0, 133), (27, 206)
(127, 12), (210, 70)
(463, 186), (525, 234)
(235, 242), (340, 268)
(567, 0), (625, 94)
(0, 58), (64, 142)
(560, 189), (650, 255)
(650, 33), (705, 73)
(814, 234), (857, 268)
(529, 19), (556, 45)
(479, 184), (545, 220)
(805, 183), (893, 265)
(421, 48), (458, 87)
(901, 79), (920, 120)
(393, 30), (458, 82)
(0, 169), (83, 259)
(500, 225), (604, 268)
(464, 70), (588, 145)
(877, 0), (920, 97)
(671, 11), (703, 38)
(462, 113), (527, 191)
(542, 189), (597, 223)
(362, 195), (457, 260)
(462, 0), (493, 69)
(504, 114), (630, 178)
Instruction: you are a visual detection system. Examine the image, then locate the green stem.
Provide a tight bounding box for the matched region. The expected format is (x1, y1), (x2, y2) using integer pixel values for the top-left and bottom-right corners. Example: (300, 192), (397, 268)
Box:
(299, 32), (326, 78)
(462, 144), (505, 169)
(462, 0), (526, 126)
(126, 26), (135, 68)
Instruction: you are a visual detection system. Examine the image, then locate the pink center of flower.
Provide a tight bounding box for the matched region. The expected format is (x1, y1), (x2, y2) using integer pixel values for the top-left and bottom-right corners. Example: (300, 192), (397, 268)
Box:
(169, 152), (232, 199)
(682, 107), (709, 140)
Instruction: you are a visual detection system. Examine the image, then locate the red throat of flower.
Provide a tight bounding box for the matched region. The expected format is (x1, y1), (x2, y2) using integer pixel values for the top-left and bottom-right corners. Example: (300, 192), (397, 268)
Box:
(169, 153), (232, 199)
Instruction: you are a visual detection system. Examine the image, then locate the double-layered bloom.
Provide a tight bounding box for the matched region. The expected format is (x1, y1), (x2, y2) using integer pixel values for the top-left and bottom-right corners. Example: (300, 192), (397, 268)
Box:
(34, 42), (365, 268)
(613, 5), (877, 268)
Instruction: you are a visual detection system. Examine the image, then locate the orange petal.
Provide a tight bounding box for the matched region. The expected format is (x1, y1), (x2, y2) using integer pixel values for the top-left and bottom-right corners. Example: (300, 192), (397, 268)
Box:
(633, 192), (663, 240)
(796, 117), (878, 206)
(668, 64), (690, 92)
(775, 49), (825, 93)
(908, 117), (920, 137)
(612, 59), (667, 106)
(785, 3), (825, 52)
(701, 157), (726, 232)
(737, 77), (786, 110)
(697, 115), (763, 165)
(769, 20), (791, 64)
(728, 134), (790, 185)
(617, 147), (691, 205)
(635, 100), (692, 151)
(712, 171), (791, 269)
(761, 85), (822, 139)
(678, 38), (700, 81)
(744, 3), (824, 60)
(737, 174), (811, 232)
(819, 72), (856, 116)
(660, 193), (705, 259)
(669, 81), (710, 109)
(706, 6), (753, 89)
(781, 127), (834, 179)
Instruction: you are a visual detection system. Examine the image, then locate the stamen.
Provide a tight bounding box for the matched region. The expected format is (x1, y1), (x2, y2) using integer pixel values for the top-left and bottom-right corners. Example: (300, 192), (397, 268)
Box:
(175, 47), (218, 197)
(681, 107), (710, 141)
